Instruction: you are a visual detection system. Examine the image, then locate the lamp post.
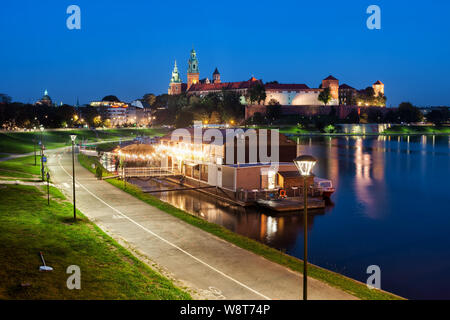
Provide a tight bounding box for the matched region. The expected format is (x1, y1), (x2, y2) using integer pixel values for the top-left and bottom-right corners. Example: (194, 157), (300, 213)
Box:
(46, 171), (50, 205)
(70, 135), (77, 221)
(33, 126), (37, 166)
(293, 155), (317, 301)
(40, 126), (45, 181)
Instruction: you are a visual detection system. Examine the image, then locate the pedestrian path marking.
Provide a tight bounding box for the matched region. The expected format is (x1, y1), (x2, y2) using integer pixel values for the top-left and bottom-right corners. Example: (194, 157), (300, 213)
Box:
(57, 157), (271, 300)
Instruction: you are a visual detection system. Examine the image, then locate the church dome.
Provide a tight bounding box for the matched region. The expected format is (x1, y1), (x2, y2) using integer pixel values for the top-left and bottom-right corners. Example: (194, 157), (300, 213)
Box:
(102, 95), (120, 102)
(42, 90), (51, 101)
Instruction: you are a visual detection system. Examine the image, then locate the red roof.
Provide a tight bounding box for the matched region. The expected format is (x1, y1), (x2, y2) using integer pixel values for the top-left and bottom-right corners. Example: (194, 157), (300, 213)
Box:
(373, 80), (383, 85)
(265, 83), (310, 90)
(188, 78), (261, 92)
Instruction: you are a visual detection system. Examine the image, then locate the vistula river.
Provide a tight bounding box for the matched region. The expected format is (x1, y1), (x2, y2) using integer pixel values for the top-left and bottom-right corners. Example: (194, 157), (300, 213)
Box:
(130, 135), (450, 299)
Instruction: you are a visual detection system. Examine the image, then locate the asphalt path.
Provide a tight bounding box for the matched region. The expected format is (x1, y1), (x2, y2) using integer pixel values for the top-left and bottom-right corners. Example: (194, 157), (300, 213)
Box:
(45, 148), (357, 300)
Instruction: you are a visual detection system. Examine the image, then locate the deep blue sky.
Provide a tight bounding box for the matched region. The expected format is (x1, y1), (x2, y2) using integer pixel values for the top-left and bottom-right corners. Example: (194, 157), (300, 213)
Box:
(1, 0), (449, 107)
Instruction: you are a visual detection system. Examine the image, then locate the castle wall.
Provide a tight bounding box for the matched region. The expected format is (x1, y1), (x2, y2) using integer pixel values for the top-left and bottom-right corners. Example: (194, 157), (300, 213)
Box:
(187, 73), (199, 90)
(265, 90), (323, 106)
(245, 104), (391, 120)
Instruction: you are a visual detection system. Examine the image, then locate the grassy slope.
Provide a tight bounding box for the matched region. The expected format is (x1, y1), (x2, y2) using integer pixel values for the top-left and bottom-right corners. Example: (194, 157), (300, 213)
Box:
(78, 155), (402, 300)
(0, 156), (41, 179)
(0, 156), (190, 300)
(383, 125), (450, 134)
(255, 125), (450, 136)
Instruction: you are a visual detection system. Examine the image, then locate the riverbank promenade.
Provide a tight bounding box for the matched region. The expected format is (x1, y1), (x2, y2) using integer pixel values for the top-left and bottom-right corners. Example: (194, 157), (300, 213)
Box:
(46, 148), (356, 300)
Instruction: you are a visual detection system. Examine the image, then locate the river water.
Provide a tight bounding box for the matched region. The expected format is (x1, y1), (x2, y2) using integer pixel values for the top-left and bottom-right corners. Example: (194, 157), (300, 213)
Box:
(130, 135), (450, 299)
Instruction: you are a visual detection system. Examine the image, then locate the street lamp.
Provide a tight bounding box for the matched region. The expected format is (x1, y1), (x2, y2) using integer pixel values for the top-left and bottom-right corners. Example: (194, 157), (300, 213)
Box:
(33, 126), (37, 165)
(70, 134), (77, 221)
(40, 126), (45, 180)
(293, 154), (317, 301)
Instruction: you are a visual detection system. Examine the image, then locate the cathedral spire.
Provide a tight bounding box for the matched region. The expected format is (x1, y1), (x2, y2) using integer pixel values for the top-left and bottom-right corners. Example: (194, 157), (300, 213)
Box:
(170, 60), (182, 83)
(187, 47), (199, 89)
(188, 47), (199, 74)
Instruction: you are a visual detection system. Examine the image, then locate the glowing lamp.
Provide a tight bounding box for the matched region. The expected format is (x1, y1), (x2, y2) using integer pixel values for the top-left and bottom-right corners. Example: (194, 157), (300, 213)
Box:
(293, 155), (317, 176)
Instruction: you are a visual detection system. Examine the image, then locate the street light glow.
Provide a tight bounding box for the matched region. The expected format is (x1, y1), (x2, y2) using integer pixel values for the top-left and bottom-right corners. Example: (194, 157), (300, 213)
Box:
(293, 155), (317, 176)
(293, 154), (318, 301)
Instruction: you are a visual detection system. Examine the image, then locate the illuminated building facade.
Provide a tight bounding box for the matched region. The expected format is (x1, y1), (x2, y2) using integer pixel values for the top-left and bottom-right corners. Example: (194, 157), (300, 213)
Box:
(156, 128), (298, 193)
(372, 80), (385, 97)
(168, 49), (385, 107)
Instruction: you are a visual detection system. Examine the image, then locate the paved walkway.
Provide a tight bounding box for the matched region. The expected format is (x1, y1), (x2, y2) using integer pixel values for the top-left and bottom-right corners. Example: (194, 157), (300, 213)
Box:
(46, 149), (357, 300)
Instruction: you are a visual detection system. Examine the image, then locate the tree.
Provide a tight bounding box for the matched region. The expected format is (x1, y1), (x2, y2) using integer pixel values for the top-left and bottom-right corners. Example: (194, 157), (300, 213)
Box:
(266, 104), (282, 122)
(142, 93), (156, 107)
(209, 111), (221, 124)
(356, 87), (386, 106)
(425, 109), (450, 125)
(95, 165), (103, 180)
(383, 109), (398, 123)
(55, 105), (76, 127)
(247, 83), (266, 105)
(398, 102), (423, 123)
(324, 124), (335, 133)
(0, 93), (12, 104)
(154, 94), (169, 109)
(80, 105), (100, 127)
(368, 109), (383, 123)
(175, 110), (193, 128)
(345, 109), (360, 123)
(93, 115), (102, 127)
(328, 106), (338, 123)
(103, 119), (112, 127)
(248, 112), (265, 125)
(268, 98), (280, 105)
(318, 87), (332, 105)
(221, 91), (244, 120)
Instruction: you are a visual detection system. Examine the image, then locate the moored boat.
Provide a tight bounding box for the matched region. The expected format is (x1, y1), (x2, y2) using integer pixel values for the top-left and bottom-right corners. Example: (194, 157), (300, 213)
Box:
(313, 177), (335, 198)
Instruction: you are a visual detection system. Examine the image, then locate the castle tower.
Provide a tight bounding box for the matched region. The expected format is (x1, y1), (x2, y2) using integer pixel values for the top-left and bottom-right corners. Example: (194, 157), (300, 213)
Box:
(168, 60), (182, 95)
(187, 48), (199, 89)
(213, 67), (221, 84)
(322, 75), (339, 103)
(372, 80), (384, 96)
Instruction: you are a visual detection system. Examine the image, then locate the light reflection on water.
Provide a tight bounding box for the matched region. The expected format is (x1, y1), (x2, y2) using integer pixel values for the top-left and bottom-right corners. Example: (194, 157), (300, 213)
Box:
(131, 135), (450, 299)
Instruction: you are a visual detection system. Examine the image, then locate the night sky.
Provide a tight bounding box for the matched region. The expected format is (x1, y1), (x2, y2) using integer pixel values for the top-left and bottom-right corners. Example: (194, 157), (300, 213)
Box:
(1, 0), (449, 107)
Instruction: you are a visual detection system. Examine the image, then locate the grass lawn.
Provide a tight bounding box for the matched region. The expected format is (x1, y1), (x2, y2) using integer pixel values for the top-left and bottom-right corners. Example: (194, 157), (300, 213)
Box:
(0, 151), (190, 299)
(78, 154), (113, 178)
(77, 155), (402, 300)
(0, 156), (41, 179)
(0, 183), (191, 300)
(383, 125), (450, 135)
(250, 125), (317, 135)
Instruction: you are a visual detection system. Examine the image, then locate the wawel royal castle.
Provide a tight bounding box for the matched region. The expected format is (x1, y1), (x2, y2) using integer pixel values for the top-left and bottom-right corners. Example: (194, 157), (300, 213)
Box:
(168, 48), (385, 106)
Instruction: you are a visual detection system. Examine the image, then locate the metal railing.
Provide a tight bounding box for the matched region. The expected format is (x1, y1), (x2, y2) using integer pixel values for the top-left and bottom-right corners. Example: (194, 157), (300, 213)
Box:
(120, 167), (180, 178)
